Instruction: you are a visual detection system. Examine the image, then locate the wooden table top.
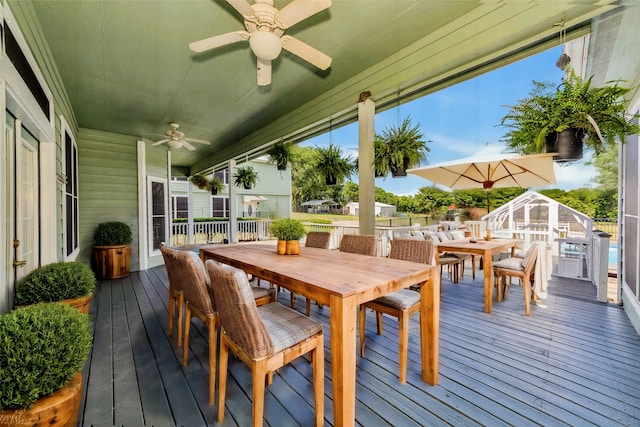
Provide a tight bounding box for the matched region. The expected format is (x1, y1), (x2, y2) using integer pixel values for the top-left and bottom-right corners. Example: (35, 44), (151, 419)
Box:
(437, 238), (520, 253)
(201, 242), (435, 305)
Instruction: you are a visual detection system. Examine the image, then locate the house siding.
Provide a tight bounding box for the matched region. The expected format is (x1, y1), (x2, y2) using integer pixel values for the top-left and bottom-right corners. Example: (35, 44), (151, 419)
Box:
(77, 128), (140, 271)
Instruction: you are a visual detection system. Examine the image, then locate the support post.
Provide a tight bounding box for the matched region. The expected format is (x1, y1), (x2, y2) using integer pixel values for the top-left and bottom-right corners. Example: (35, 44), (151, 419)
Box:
(358, 92), (376, 237)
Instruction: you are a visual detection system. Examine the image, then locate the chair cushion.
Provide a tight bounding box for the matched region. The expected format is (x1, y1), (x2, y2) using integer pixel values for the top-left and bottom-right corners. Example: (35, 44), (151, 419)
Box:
(439, 255), (459, 265)
(435, 232), (450, 241)
(493, 257), (524, 270)
(410, 230), (425, 238)
(374, 289), (420, 309)
(188, 251), (211, 286)
(258, 303), (323, 354)
(450, 231), (466, 240)
(251, 286), (272, 300)
(426, 233), (440, 243)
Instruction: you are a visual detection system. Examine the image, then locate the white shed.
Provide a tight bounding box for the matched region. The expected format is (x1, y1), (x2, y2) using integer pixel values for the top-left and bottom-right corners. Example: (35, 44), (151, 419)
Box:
(345, 202), (397, 217)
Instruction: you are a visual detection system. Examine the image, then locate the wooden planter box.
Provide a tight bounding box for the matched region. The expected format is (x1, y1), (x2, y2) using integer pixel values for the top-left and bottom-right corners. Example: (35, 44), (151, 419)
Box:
(62, 293), (93, 314)
(93, 244), (131, 279)
(0, 372), (82, 426)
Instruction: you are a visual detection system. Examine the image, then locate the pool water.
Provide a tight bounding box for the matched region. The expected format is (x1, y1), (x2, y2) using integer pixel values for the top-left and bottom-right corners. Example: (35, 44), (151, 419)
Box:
(609, 245), (618, 266)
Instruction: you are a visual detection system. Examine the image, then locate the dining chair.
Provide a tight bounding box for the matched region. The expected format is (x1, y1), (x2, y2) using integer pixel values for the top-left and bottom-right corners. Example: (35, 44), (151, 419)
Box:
(339, 234), (377, 256)
(206, 261), (324, 427)
(290, 231), (331, 315)
(159, 244), (218, 404)
(493, 243), (538, 316)
(359, 238), (435, 384)
(160, 243), (187, 346)
(425, 234), (462, 283)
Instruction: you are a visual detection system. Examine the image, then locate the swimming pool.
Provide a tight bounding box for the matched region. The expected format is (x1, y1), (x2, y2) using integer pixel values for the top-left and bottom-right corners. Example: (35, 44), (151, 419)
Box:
(609, 245), (618, 266)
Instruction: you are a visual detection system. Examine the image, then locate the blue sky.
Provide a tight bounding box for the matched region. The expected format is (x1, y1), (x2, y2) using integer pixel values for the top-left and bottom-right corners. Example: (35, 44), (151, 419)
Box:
(301, 46), (597, 196)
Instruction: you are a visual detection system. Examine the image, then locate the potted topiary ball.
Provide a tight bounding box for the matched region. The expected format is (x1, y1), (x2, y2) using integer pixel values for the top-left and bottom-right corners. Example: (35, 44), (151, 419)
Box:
(15, 261), (96, 313)
(0, 303), (93, 426)
(270, 218), (307, 255)
(92, 221), (133, 279)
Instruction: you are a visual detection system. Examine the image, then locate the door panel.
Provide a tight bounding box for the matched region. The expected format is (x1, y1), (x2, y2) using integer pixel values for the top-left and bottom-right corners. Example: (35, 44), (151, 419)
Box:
(15, 132), (39, 281)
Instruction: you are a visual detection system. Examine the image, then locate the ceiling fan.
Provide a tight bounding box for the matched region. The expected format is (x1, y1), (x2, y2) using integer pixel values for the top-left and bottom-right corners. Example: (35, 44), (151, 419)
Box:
(189, 0), (332, 86)
(151, 123), (211, 151)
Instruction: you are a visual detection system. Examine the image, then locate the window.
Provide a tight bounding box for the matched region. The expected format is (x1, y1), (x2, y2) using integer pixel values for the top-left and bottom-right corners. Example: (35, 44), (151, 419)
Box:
(148, 178), (168, 255)
(172, 195), (188, 219)
(212, 196), (229, 218)
(62, 118), (78, 260)
(214, 169), (228, 184)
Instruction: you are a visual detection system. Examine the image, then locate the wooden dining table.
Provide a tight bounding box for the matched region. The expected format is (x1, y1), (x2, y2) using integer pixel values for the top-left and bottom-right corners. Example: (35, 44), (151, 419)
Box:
(436, 238), (520, 313)
(200, 242), (439, 427)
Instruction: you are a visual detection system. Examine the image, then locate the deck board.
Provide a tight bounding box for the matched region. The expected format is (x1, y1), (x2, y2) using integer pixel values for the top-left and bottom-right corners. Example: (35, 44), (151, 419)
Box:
(78, 260), (640, 426)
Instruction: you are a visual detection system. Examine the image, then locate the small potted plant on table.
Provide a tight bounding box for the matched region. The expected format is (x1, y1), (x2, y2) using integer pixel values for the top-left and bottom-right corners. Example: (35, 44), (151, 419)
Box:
(0, 303), (93, 426)
(92, 221), (133, 279)
(270, 218), (307, 255)
(15, 261), (96, 313)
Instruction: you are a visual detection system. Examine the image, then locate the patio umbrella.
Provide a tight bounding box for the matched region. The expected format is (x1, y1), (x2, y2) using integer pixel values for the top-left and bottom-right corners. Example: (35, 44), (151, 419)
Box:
(407, 152), (557, 211)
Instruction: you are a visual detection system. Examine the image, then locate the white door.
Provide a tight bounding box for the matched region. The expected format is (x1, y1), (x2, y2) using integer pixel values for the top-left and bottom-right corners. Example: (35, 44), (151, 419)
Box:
(12, 116), (39, 283)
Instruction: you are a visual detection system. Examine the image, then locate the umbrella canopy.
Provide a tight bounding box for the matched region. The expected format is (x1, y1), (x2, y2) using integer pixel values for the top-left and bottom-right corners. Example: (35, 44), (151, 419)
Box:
(407, 152), (557, 211)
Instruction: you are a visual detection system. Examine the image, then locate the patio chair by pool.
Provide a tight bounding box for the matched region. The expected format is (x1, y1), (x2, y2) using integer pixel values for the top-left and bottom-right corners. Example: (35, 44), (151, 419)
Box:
(493, 243), (538, 316)
(207, 261), (324, 427)
(359, 238), (435, 384)
(291, 231), (331, 315)
(339, 234), (377, 256)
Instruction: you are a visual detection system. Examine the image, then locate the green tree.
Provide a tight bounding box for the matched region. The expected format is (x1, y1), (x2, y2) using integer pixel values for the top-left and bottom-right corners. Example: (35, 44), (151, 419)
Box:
(342, 182), (360, 203)
(291, 146), (326, 209)
(590, 143), (618, 191)
(414, 186), (454, 217)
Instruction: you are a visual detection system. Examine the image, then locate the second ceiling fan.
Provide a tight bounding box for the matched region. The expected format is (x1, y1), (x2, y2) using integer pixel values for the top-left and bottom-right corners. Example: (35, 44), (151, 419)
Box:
(189, 0), (332, 86)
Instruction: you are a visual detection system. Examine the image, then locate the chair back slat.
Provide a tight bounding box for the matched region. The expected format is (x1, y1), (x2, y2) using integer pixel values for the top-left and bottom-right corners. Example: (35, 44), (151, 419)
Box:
(522, 243), (539, 274)
(389, 238), (434, 264)
(160, 245), (214, 314)
(305, 231), (331, 249)
(339, 234), (376, 256)
(206, 260), (274, 359)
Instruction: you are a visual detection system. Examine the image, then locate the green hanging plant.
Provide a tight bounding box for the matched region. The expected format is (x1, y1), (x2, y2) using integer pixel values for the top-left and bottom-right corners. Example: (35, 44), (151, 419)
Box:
(233, 165), (259, 189)
(266, 141), (294, 171)
(374, 116), (430, 178)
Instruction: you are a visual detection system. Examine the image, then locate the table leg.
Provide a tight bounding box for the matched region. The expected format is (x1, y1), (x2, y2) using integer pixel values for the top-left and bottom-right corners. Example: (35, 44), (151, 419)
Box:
(483, 249), (493, 313)
(419, 268), (440, 385)
(330, 294), (357, 427)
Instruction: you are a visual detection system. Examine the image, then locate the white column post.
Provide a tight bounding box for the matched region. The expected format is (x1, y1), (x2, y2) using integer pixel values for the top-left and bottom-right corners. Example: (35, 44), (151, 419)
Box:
(358, 92), (376, 237)
(228, 159), (238, 243)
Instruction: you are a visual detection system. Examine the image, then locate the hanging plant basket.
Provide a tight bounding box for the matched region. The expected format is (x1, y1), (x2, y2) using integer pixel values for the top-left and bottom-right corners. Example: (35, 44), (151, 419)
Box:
(545, 128), (584, 163)
(391, 157), (410, 178)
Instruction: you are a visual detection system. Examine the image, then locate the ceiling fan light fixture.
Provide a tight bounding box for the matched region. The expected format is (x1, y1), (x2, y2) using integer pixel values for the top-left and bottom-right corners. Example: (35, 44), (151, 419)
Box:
(249, 31), (282, 60)
(168, 140), (183, 150)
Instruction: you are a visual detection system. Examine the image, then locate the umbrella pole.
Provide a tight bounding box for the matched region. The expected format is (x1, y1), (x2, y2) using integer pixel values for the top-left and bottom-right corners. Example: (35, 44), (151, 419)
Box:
(486, 190), (491, 213)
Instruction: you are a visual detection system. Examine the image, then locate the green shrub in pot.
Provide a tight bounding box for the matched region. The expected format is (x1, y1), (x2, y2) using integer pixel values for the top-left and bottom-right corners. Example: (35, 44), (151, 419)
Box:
(15, 262), (96, 305)
(0, 303), (93, 410)
(93, 221), (132, 246)
(270, 218), (307, 241)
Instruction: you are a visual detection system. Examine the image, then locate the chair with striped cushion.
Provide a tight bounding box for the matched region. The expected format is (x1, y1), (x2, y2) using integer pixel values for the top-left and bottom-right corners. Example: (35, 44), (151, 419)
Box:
(359, 238), (435, 384)
(339, 234), (377, 256)
(291, 231), (331, 315)
(206, 260), (324, 427)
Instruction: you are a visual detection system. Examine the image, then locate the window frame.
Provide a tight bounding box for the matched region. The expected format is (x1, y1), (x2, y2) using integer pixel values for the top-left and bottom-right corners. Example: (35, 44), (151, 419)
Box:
(61, 116), (79, 261)
(147, 176), (168, 257)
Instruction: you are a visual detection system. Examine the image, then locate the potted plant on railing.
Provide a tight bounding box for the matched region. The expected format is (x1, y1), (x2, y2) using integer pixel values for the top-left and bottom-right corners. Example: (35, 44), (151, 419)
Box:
(266, 141), (293, 171)
(0, 303), (93, 426)
(92, 221), (133, 279)
(375, 116), (430, 177)
(209, 176), (225, 195)
(15, 261), (96, 314)
(315, 143), (354, 186)
(233, 165), (259, 190)
(270, 218), (307, 255)
(500, 67), (639, 162)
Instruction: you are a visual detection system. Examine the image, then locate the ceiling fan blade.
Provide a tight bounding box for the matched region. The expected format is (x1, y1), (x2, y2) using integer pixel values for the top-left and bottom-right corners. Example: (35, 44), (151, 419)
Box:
(182, 141), (197, 151)
(185, 137), (211, 145)
(227, 0), (255, 17)
(151, 139), (169, 146)
(256, 58), (272, 86)
(281, 35), (331, 70)
(189, 31), (249, 53)
(276, 0), (331, 28)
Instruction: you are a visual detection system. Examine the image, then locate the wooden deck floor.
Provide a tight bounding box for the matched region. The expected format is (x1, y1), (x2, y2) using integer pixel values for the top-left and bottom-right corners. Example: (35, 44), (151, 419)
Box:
(79, 261), (640, 426)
